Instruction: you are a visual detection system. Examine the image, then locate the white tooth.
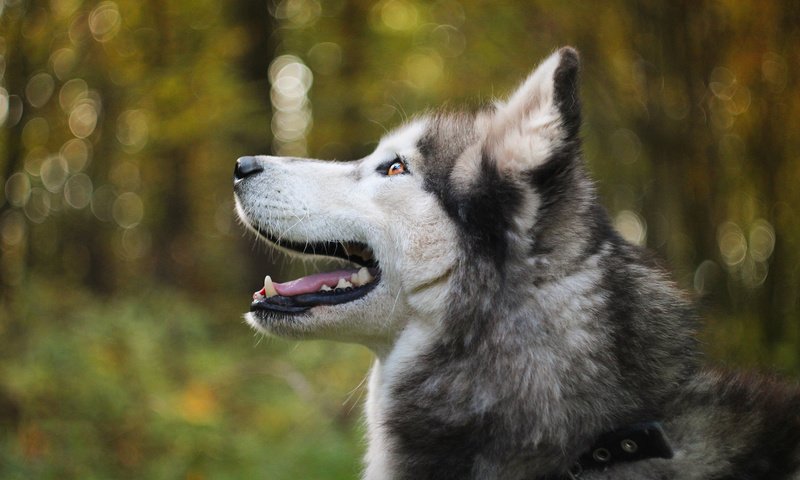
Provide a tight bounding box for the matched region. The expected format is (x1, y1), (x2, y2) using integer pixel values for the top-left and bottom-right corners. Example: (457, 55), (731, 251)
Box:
(320, 284), (332, 291)
(336, 278), (353, 289)
(263, 275), (278, 297)
(358, 267), (373, 285)
(350, 273), (360, 286)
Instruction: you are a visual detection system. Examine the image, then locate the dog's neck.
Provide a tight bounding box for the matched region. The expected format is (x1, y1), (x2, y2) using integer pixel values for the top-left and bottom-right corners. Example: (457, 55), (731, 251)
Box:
(360, 247), (694, 479)
(361, 272), (610, 478)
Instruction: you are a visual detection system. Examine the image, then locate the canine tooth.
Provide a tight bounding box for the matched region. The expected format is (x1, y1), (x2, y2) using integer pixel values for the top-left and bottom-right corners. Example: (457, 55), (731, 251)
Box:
(263, 275), (278, 297)
(350, 273), (360, 286)
(336, 278), (353, 289)
(357, 267), (373, 285)
(320, 284), (332, 292)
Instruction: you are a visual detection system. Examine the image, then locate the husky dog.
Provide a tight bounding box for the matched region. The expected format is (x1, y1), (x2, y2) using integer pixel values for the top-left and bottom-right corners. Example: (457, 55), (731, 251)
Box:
(233, 48), (800, 479)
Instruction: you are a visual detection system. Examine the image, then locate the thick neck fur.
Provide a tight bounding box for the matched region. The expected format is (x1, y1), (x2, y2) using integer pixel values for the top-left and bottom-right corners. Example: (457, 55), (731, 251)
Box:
(365, 165), (699, 479)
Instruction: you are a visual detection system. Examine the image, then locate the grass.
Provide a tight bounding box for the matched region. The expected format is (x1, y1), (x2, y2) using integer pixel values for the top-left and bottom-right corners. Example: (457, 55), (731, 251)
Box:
(0, 278), (371, 479)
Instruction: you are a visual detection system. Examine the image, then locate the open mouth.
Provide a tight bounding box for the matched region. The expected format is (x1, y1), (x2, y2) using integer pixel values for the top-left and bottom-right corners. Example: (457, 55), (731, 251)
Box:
(250, 234), (381, 315)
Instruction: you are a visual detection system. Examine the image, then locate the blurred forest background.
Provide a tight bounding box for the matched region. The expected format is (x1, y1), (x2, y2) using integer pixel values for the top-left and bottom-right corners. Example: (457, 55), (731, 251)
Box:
(1, 0), (799, 478)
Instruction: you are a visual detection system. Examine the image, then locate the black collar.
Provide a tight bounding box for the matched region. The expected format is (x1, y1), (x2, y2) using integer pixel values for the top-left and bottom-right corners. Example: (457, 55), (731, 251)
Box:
(545, 421), (673, 479)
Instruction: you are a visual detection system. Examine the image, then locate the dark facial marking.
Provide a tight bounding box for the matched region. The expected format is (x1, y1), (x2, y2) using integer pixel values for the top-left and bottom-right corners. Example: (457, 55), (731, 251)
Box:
(417, 113), (525, 269)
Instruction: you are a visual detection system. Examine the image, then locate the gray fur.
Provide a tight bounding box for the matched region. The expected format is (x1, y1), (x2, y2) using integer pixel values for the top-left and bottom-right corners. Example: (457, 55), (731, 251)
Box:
(234, 47), (800, 479)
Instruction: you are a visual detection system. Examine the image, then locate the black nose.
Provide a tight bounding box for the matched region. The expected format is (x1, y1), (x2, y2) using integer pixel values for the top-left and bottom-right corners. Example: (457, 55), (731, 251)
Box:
(234, 156), (264, 181)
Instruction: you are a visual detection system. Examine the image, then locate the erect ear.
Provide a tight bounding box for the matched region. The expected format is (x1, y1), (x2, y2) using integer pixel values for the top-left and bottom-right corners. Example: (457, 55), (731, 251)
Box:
(484, 47), (581, 173)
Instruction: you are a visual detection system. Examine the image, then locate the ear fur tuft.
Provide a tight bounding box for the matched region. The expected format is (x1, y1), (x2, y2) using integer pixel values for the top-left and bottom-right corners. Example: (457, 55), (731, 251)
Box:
(485, 47), (582, 173)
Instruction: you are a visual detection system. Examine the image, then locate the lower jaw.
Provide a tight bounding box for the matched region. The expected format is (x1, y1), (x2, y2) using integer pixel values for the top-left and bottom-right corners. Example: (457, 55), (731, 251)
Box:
(246, 310), (308, 339)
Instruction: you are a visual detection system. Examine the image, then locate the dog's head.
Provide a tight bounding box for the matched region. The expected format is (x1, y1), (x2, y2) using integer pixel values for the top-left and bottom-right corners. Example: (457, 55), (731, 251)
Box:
(234, 47), (592, 348)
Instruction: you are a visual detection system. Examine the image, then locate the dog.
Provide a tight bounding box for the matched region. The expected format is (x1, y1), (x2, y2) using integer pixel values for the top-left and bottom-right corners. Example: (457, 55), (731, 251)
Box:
(232, 47), (800, 479)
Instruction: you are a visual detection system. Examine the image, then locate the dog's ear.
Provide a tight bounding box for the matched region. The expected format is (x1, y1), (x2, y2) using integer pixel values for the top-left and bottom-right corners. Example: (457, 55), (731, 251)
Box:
(484, 47), (580, 173)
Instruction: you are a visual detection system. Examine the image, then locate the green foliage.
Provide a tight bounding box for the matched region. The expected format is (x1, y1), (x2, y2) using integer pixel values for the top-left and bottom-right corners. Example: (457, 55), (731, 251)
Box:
(1, 0), (799, 477)
(1, 280), (370, 479)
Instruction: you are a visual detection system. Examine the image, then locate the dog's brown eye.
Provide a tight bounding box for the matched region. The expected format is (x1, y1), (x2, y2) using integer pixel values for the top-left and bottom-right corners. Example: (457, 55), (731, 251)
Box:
(387, 160), (406, 176)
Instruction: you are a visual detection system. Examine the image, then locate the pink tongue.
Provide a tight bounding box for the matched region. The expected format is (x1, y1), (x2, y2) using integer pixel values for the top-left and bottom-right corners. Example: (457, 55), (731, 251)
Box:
(273, 269), (359, 296)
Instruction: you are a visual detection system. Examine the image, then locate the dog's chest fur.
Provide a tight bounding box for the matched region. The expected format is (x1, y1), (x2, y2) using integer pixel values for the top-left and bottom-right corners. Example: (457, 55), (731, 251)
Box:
(363, 249), (661, 479)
